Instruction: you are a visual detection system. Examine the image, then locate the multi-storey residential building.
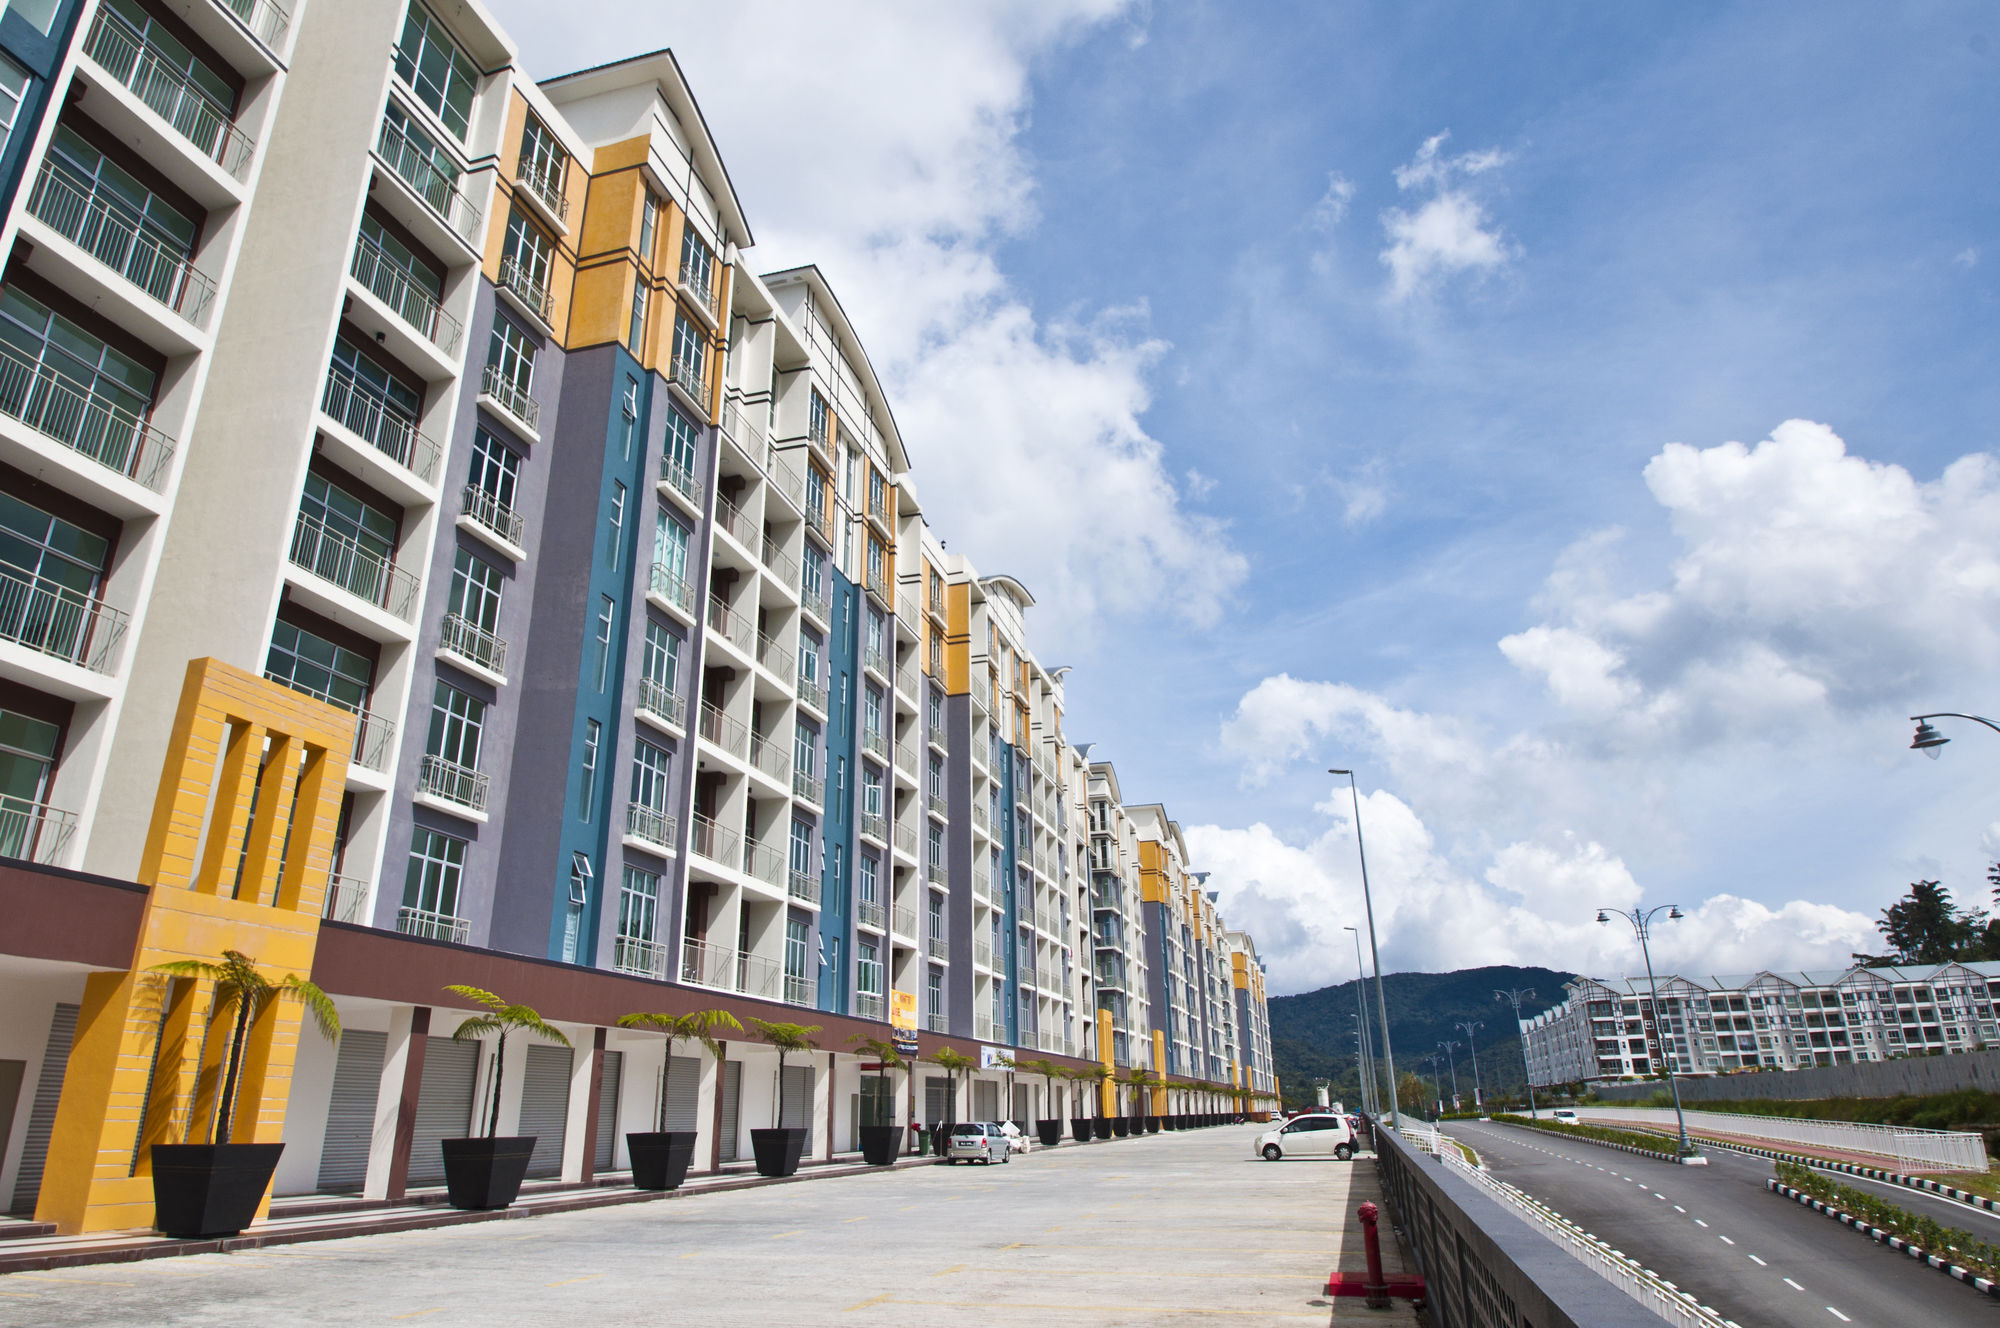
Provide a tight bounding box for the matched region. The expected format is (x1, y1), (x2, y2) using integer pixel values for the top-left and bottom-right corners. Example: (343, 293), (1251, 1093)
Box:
(1521, 961), (2000, 1086)
(0, 0), (1273, 1234)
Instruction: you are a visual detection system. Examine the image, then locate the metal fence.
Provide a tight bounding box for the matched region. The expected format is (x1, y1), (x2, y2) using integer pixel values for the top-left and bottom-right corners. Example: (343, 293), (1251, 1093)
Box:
(1575, 1105), (1987, 1173)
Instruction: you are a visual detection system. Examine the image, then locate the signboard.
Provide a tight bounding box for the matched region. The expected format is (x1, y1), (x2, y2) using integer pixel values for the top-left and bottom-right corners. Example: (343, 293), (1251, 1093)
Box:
(980, 1045), (1010, 1069)
(890, 990), (919, 1054)
(892, 1029), (919, 1055)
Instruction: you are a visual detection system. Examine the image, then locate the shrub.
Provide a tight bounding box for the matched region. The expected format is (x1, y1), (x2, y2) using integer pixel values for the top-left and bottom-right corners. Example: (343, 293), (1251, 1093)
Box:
(1774, 1160), (2000, 1279)
(1490, 1112), (1683, 1159)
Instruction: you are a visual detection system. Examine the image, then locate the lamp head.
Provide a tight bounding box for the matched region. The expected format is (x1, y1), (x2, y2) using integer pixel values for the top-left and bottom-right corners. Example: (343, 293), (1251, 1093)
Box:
(1329, 768), (1352, 776)
(1596, 911), (1610, 924)
(1667, 906), (1685, 921)
(1910, 721), (1948, 759)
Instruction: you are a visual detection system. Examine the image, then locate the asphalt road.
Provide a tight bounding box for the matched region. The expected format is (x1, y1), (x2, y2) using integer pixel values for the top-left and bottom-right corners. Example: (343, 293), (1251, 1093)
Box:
(1451, 1120), (1999, 1328)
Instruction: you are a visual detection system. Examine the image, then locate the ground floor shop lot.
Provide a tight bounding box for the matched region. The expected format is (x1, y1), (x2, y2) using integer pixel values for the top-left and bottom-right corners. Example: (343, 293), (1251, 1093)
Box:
(0, 1127), (1411, 1327)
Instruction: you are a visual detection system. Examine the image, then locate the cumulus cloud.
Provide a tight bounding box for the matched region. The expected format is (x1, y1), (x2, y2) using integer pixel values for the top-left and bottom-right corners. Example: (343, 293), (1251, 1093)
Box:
(1379, 130), (1516, 301)
(487, 0), (1241, 641)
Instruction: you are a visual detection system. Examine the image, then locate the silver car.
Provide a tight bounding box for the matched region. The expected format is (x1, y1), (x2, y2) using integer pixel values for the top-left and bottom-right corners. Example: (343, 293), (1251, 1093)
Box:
(944, 1121), (1012, 1164)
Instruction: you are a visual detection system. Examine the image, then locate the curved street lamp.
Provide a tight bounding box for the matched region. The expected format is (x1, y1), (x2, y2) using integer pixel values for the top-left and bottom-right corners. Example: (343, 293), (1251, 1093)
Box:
(1495, 989), (1538, 1118)
(1331, 768), (1399, 1126)
(1598, 903), (1697, 1159)
(1909, 712), (2000, 759)
(1456, 1020), (1484, 1109)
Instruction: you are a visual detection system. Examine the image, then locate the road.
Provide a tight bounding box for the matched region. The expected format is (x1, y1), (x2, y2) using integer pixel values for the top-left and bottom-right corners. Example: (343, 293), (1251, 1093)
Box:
(1451, 1119), (1997, 1328)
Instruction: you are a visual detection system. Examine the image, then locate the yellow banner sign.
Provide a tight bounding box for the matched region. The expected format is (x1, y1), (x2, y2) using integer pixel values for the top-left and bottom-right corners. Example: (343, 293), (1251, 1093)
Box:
(890, 989), (918, 1030)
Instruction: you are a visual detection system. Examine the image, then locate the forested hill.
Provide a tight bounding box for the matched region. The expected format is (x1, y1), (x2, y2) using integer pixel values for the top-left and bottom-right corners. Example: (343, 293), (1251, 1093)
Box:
(1268, 965), (1575, 1107)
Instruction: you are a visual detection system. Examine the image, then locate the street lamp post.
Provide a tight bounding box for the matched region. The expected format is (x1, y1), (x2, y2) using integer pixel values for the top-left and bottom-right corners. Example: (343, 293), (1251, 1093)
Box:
(1343, 924), (1377, 1117)
(1331, 769), (1398, 1126)
(1457, 1020), (1484, 1108)
(1908, 712), (2000, 759)
(1438, 1040), (1461, 1108)
(1598, 904), (1697, 1159)
(1495, 989), (1539, 1118)
(1420, 1054), (1444, 1120)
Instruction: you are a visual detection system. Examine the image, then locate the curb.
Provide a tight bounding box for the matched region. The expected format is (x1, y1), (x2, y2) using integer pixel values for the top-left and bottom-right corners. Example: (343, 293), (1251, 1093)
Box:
(1767, 1179), (2000, 1299)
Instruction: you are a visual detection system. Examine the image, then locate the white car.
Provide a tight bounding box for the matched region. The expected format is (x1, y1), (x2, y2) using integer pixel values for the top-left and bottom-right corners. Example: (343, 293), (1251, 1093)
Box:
(1550, 1109), (1580, 1125)
(1255, 1112), (1358, 1162)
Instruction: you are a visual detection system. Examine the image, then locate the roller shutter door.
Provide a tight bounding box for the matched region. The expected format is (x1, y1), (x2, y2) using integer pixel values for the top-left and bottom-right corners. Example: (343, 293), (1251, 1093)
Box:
(520, 1044), (573, 1178)
(717, 1060), (741, 1162)
(972, 1078), (999, 1122)
(663, 1054), (700, 1133)
(315, 1030), (386, 1192)
(8, 1003), (77, 1215)
(924, 1076), (948, 1129)
(592, 1050), (623, 1171)
(779, 1065), (814, 1149)
(408, 1037), (478, 1186)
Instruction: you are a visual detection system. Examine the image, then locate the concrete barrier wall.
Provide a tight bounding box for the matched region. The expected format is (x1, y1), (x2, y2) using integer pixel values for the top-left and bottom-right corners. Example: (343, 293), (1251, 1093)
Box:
(1590, 1049), (2000, 1104)
(1572, 1106), (1988, 1172)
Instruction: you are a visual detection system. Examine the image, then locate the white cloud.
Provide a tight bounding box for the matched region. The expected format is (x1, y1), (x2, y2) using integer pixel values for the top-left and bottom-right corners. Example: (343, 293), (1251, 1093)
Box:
(487, 0), (1240, 642)
(1956, 246), (1980, 269)
(1379, 130), (1516, 301)
(1311, 172), (1357, 229)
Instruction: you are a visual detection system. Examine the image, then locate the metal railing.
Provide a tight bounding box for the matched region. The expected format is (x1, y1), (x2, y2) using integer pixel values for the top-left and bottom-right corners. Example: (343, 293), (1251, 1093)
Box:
(867, 490), (890, 527)
(343, 292), (433, 408)
(637, 677), (686, 730)
(795, 671), (828, 712)
(613, 934), (668, 979)
(85, 9), (255, 178)
(972, 802), (990, 831)
(802, 501), (833, 549)
(496, 256), (553, 325)
(0, 563), (126, 673)
(698, 703), (748, 761)
(714, 491), (756, 549)
(767, 447), (805, 511)
(859, 810), (887, 843)
(928, 726), (949, 755)
(1576, 1106), (1989, 1173)
(479, 362), (540, 433)
(862, 643), (889, 680)
(856, 991), (885, 1021)
(895, 738), (918, 774)
(894, 823), (918, 858)
(459, 484), (524, 549)
(416, 754), (487, 813)
(762, 537), (800, 594)
(624, 801), (676, 851)
(928, 1010), (950, 1034)
(893, 904), (918, 936)
(927, 793), (948, 820)
(748, 731), (791, 785)
(706, 595), (754, 656)
(289, 512), (418, 620)
(679, 257), (719, 317)
(0, 794), (76, 866)
(784, 973), (817, 1008)
(217, 0), (292, 51)
(688, 812), (741, 868)
(516, 163), (568, 224)
(659, 451), (702, 508)
(0, 339), (175, 489)
(647, 560), (695, 616)
(973, 865), (991, 899)
(788, 869), (819, 904)
(792, 768), (823, 805)
(974, 941), (993, 969)
(396, 905), (469, 944)
(756, 629), (795, 682)
(351, 230), (459, 352)
(801, 575), (832, 623)
(351, 708), (394, 772)
(866, 566), (893, 607)
(895, 661), (918, 699)
(928, 934), (949, 961)
(1018, 959), (1039, 987)
(321, 873), (368, 923)
(680, 939), (781, 1000)
(896, 585), (920, 636)
(975, 1015), (995, 1042)
(856, 899), (885, 931)
(669, 353), (705, 407)
(375, 114), (480, 243)
(438, 613), (507, 678)
(742, 835), (785, 890)
(29, 166), (214, 325)
(860, 727), (888, 761)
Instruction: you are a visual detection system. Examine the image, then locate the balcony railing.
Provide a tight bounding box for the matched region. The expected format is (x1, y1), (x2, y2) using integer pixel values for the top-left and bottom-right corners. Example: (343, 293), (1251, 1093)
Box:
(479, 362), (540, 434)
(496, 256), (552, 325)
(855, 990), (885, 1022)
(321, 873), (368, 923)
(613, 934), (668, 979)
(351, 707), (394, 773)
(1018, 959), (1039, 987)
(669, 353), (705, 408)
(894, 823), (918, 859)
(795, 671), (828, 712)
(928, 725), (949, 756)
(739, 836), (779, 893)
(975, 1015), (994, 1042)
(928, 1010), (950, 1034)
(714, 491), (756, 548)
(858, 811), (887, 844)
(928, 580), (947, 619)
(974, 941), (992, 969)
(866, 567), (893, 608)
(396, 905), (469, 944)
(897, 588), (919, 636)
(680, 939), (782, 1000)
(973, 865), (991, 900)
(689, 812), (741, 868)
(927, 934), (949, 962)
(416, 754), (487, 813)
(862, 644), (889, 680)
(321, 364), (439, 482)
(0, 338), (175, 490)
(767, 448), (806, 511)
(755, 630), (794, 682)
(748, 731), (791, 786)
(762, 538), (800, 594)
(800, 576), (832, 623)
(927, 793), (948, 820)
(785, 973), (817, 1008)
(29, 166), (215, 325)
(867, 490), (890, 527)
(437, 613), (508, 679)
(706, 595), (754, 657)
(637, 676), (686, 730)
(0, 794), (76, 865)
(459, 484), (524, 550)
(698, 702), (748, 761)
(516, 163), (569, 224)
(351, 231), (459, 352)
(860, 727), (887, 762)
(857, 899), (885, 931)
(971, 802), (990, 831)
(659, 451), (702, 508)
(646, 560), (695, 616)
(288, 512), (418, 620)
(625, 801), (676, 852)
(894, 739), (918, 774)
(375, 114), (480, 243)
(218, 0), (292, 51)
(802, 501), (833, 549)
(679, 257), (719, 317)
(85, 8), (255, 178)
(788, 869), (819, 905)
(894, 661), (918, 700)
(0, 562), (126, 673)
(792, 768), (824, 804)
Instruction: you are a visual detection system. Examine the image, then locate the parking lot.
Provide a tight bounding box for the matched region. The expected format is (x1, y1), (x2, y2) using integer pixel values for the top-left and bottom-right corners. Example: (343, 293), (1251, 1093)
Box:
(0, 1125), (1410, 1326)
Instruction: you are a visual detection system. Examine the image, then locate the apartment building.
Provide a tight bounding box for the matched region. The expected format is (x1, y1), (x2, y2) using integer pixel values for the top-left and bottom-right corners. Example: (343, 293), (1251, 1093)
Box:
(1521, 961), (2000, 1086)
(0, 0), (1273, 1234)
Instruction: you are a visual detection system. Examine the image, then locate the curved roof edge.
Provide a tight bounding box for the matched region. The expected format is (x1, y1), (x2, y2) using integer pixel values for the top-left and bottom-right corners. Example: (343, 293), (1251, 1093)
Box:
(979, 573), (1035, 609)
(759, 264), (907, 473)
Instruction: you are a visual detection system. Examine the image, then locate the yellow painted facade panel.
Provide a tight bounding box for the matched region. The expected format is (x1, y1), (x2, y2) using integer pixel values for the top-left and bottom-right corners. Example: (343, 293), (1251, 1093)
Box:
(944, 581), (970, 694)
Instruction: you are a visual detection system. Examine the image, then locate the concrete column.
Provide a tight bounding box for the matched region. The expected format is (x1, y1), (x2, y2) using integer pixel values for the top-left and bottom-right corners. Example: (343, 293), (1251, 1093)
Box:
(563, 1028), (603, 1183)
(708, 1041), (728, 1171)
(372, 1005), (427, 1201)
(822, 1050), (836, 1159)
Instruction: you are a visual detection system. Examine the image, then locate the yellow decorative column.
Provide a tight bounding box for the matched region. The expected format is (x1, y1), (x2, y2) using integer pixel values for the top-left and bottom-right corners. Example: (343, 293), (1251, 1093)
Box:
(37, 660), (352, 1233)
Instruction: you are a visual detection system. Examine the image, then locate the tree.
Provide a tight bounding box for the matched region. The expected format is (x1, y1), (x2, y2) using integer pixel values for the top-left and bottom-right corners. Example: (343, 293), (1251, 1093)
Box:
(931, 1047), (976, 1125)
(1876, 881), (1984, 964)
(1022, 1058), (1064, 1120)
(745, 1018), (821, 1129)
(616, 1008), (741, 1132)
(1393, 1071), (1429, 1118)
(446, 985), (570, 1139)
(847, 1034), (904, 1128)
(1123, 1066), (1156, 1116)
(152, 948), (340, 1145)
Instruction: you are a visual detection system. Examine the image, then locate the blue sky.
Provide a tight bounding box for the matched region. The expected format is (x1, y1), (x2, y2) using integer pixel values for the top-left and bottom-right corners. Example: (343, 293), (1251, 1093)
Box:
(493, 1), (2000, 992)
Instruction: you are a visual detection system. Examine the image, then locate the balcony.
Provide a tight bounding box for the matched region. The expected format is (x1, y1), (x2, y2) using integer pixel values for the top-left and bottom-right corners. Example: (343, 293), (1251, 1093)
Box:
(858, 810), (887, 845)
(496, 256), (553, 328)
(971, 801), (989, 832)
(516, 163), (569, 227)
(0, 563), (127, 674)
(860, 727), (887, 762)
(637, 676), (686, 732)
(928, 580), (947, 621)
(856, 899), (885, 931)
(0, 339), (176, 491)
(0, 794), (77, 866)
(679, 256), (719, 319)
(928, 725), (949, 756)
(680, 939), (782, 1000)
(855, 991), (885, 1022)
(288, 512), (418, 622)
(973, 941), (993, 970)
(646, 560), (696, 619)
(896, 588), (919, 638)
(705, 595), (754, 658)
(802, 501), (833, 550)
(795, 670), (828, 713)
(865, 566), (893, 609)
(894, 660), (918, 700)
(748, 731), (790, 786)
(791, 768), (823, 805)
(322, 366), (439, 483)
(84, 8), (256, 179)
(624, 802), (677, 854)
(321, 873), (369, 924)
(28, 166), (215, 327)
(459, 484), (524, 555)
(755, 630), (794, 683)
(396, 906), (469, 944)
(437, 613), (507, 683)
(351, 231), (459, 353)
(927, 1010), (950, 1034)
(894, 738), (918, 776)
(479, 362), (540, 438)
(713, 491), (756, 550)
(785, 973), (817, 1008)
(217, 0), (291, 50)
(862, 643), (889, 681)
(658, 449), (702, 512)
(975, 1015), (995, 1042)
(416, 754), (487, 815)
(375, 115), (481, 245)
(1018, 959), (1039, 988)
(767, 448), (806, 512)
(973, 865), (991, 901)
(697, 703), (748, 762)
(351, 707), (394, 773)
(689, 812), (741, 870)
(927, 934), (949, 962)
(613, 934), (668, 980)
(788, 869), (819, 905)
(867, 489), (891, 531)
(927, 793), (948, 820)
(742, 835), (785, 892)
(894, 823), (918, 859)
(669, 353), (706, 413)
(762, 538), (800, 595)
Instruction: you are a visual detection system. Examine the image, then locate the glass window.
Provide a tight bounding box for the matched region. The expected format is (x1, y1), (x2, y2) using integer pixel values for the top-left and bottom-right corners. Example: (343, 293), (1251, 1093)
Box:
(330, 333), (422, 436)
(630, 739), (670, 813)
(266, 619), (371, 712)
(393, 2), (478, 140)
(593, 595), (615, 690)
(863, 686), (882, 739)
(927, 755), (943, 802)
(103, 0), (234, 113)
(0, 492), (106, 596)
(628, 279), (647, 356)
(927, 892), (943, 940)
(927, 820), (943, 865)
(300, 473), (396, 560)
(402, 826), (466, 916)
(863, 771), (883, 818)
(785, 917), (809, 980)
(606, 481), (626, 568)
(641, 618), (680, 690)
(501, 208), (553, 295)
(577, 717), (599, 821)
(927, 967), (942, 1014)
(0, 708), (58, 811)
(670, 311), (703, 379)
(518, 113), (567, 202)
(679, 226), (712, 297)
(858, 940), (882, 996)
(466, 428), (520, 509)
(802, 544), (825, 601)
(638, 192), (659, 267)
(425, 680), (484, 768)
(620, 379), (638, 460)
(487, 316), (535, 394)
(653, 511), (689, 580)
(808, 389), (829, 444)
(448, 546), (502, 633)
(45, 125), (198, 260)
(793, 723), (816, 780)
(804, 466), (826, 523)
(663, 406), (697, 481)
(618, 865), (658, 941)
(798, 630), (820, 686)
(0, 286), (156, 418)
(858, 852), (878, 904)
(789, 818), (813, 876)
(381, 101), (461, 214)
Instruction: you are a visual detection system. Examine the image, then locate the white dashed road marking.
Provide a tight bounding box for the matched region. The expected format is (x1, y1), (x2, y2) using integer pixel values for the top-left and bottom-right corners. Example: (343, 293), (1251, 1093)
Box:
(1694, 1219), (1708, 1228)
(1783, 1277), (1803, 1291)
(1748, 1255), (1767, 1266)
(1827, 1310), (1850, 1322)
(1718, 1235), (1733, 1245)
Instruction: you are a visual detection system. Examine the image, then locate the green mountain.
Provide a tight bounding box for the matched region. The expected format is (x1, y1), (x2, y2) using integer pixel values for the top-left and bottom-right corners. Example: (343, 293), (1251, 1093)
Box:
(1269, 965), (1575, 1109)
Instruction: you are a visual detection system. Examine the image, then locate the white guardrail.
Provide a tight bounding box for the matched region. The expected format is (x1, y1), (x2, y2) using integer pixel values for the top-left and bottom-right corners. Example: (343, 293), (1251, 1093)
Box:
(1421, 1126), (1735, 1328)
(1575, 1106), (1987, 1174)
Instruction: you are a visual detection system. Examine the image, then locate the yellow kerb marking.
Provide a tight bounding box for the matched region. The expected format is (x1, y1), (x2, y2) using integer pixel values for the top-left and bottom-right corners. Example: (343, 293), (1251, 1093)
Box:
(842, 1215), (868, 1222)
(842, 1292), (894, 1312)
(391, 1311), (446, 1320)
(771, 1230), (804, 1239)
(546, 1274), (603, 1286)
(932, 1263), (967, 1277)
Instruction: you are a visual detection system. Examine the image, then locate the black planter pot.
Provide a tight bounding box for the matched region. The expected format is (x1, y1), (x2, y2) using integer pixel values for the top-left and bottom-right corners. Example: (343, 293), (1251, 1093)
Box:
(1111, 1118), (1130, 1137)
(1092, 1117), (1112, 1140)
(442, 1136), (535, 1211)
(1036, 1119), (1064, 1148)
(1128, 1115), (1145, 1135)
(1162, 1115), (1176, 1130)
(859, 1124), (901, 1167)
(751, 1127), (807, 1177)
(627, 1131), (697, 1191)
(1146, 1116), (1162, 1133)
(150, 1142), (285, 1238)
(1071, 1117), (1092, 1143)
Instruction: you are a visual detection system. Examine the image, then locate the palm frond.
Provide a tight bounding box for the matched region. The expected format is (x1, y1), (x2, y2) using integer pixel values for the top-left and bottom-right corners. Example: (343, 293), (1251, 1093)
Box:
(444, 984), (507, 1013)
(500, 1004), (571, 1046)
(283, 975), (342, 1042)
(453, 1014), (506, 1041)
(746, 1017), (820, 1053)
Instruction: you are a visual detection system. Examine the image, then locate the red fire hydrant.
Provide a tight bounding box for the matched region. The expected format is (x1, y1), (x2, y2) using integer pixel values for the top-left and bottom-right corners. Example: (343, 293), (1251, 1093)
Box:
(1357, 1201), (1389, 1309)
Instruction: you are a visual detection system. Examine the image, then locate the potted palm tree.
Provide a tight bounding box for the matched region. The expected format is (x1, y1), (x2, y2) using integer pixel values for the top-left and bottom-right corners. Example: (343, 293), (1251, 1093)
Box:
(442, 985), (570, 1210)
(146, 949), (339, 1237)
(848, 1034), (904, 1166)
(1086, 1064), (1114, 1139)
(746, 1017), (820, 1177)
(1127, 1067), (1161, 1132)
(1024, 1058), (1065, 1146)
(1065, 1066), (1092, 1143)
(616, 1007), (740, 1190)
